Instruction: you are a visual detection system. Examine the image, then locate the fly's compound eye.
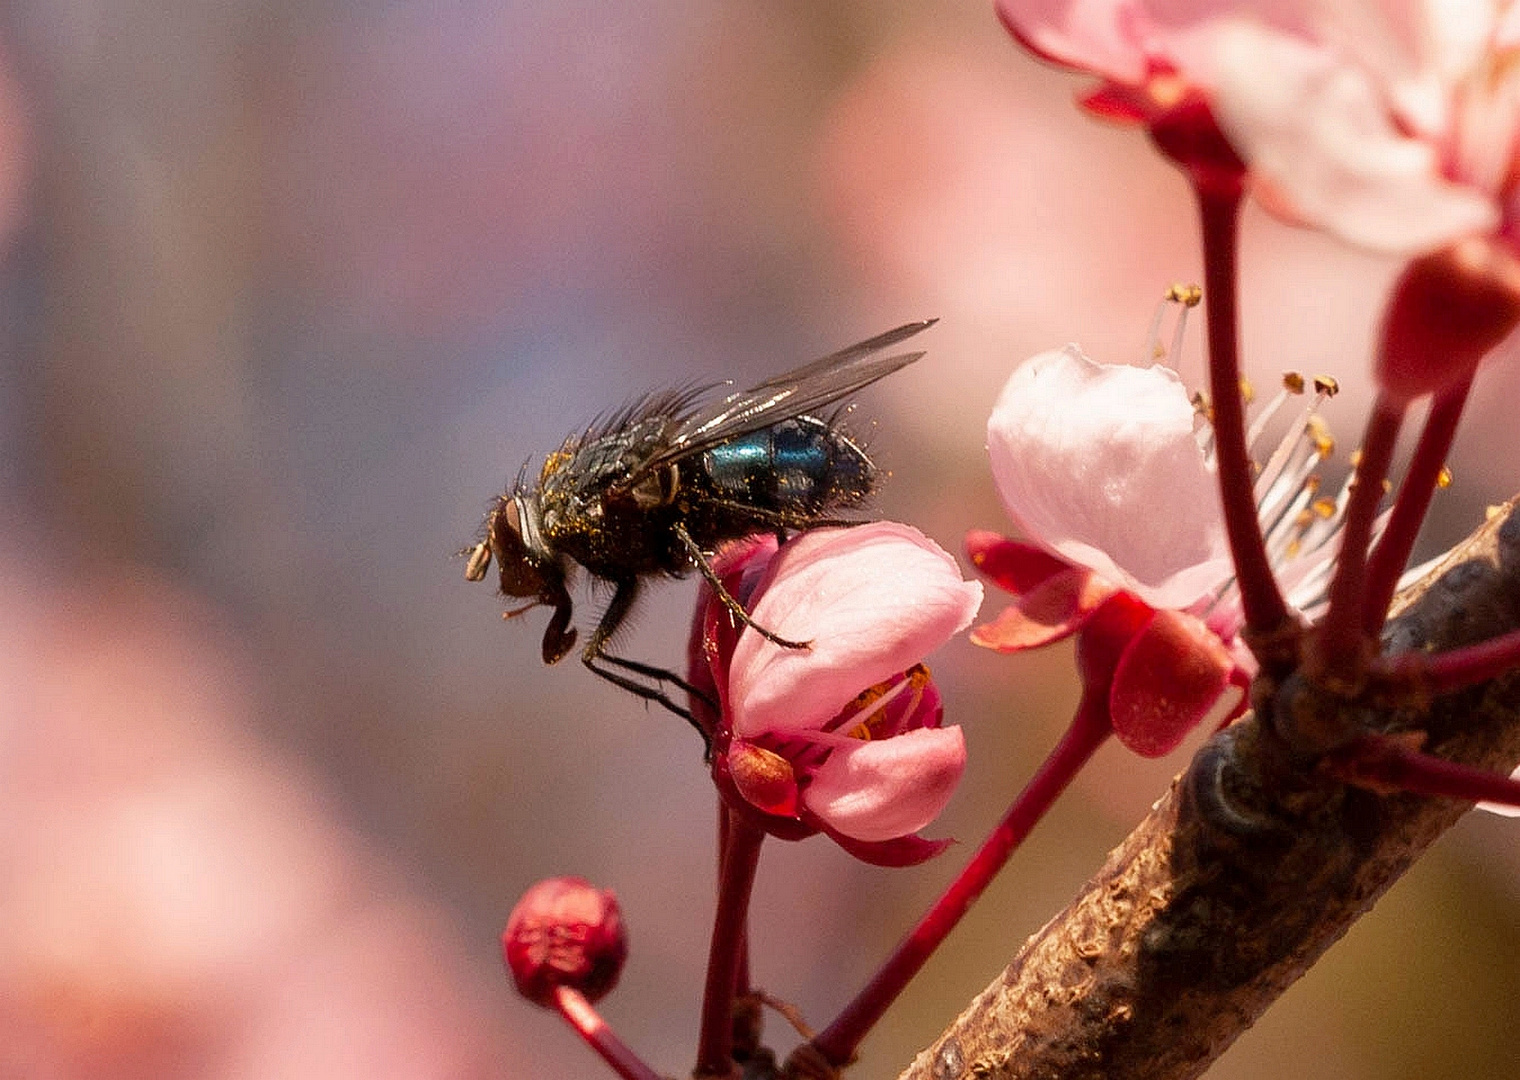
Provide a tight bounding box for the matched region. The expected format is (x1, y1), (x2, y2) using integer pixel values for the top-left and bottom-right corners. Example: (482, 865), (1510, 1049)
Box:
(491, 496), (553, 599)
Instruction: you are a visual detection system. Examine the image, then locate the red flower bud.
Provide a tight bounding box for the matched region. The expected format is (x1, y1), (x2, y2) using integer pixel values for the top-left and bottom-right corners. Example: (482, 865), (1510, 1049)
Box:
(503, 876), (628, 1007)
(1376, 238), (1520, 402)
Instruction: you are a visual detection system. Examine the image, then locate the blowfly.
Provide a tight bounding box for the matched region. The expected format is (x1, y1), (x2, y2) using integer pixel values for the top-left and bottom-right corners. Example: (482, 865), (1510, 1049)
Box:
(465, 320), (934, 726)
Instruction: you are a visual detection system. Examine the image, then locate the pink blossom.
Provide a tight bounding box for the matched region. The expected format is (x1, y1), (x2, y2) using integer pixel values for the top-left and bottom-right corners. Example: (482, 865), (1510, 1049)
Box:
(971, 344), (1336, 754)
(987, 345), (1232, 611)
(997, 0), (1504, 252)
(690, 524), (982, 866)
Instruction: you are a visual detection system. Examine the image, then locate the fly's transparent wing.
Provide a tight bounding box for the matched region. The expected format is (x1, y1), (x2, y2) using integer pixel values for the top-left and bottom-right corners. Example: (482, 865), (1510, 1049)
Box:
(619, 319), (934, 485)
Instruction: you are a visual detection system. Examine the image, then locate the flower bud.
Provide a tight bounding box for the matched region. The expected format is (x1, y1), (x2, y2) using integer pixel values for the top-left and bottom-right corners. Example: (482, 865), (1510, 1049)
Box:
(503, 876), (628, 1007)
(1376, 238), (1520, 402)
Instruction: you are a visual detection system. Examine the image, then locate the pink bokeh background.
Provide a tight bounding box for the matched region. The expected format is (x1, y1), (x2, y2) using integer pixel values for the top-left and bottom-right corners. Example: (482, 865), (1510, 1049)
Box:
(2, 3), (1518, 1079)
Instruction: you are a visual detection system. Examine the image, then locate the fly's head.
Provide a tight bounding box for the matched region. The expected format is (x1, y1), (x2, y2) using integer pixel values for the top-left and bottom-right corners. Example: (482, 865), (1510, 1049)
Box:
(466, 492), (578, 664)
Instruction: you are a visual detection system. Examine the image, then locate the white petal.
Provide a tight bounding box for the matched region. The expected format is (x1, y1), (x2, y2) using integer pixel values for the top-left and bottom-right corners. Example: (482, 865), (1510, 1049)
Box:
(1207, 20), (1498, 253)
(988, 345), (1232, 609)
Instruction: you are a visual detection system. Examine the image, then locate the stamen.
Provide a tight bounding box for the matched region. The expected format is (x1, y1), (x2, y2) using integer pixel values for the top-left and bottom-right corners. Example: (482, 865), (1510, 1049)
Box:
(1167, 283), (1202, 365)
(812, 665), (932, 746)
(1195, 361), (1361, 626)
(1145, 283), (1204, 365)
(1252, 391), (1332, 509)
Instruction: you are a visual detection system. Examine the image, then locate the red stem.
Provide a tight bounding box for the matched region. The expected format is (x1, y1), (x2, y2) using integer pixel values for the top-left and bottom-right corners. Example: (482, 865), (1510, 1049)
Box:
(1372, 625), (1520, 698)
(1325, 733), (1520, 808)
(694, 817), (765, 1078)
(1195, 183), (1292, 647)
(1311, 394), (1405, 682)
(553, 986), (665, 1080)
(809, 702), (1113, 1066)
(1360, 378), (1473, 638)
(717, 805), (752, 997)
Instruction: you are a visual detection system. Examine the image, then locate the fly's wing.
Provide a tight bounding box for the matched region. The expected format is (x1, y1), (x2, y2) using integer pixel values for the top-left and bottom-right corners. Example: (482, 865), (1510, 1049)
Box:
(617, 319), (935, 486)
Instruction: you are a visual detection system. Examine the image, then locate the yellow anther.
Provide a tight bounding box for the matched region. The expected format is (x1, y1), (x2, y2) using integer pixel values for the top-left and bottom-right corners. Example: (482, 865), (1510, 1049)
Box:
(1437, 465), (1453, 488)
(1306, 416), (1334, 458)
(841, 664), (932, 740)
(1312, 375), (1339, 396)
(1282, 371), (1306, 394)
(1165, 283), (1203, 306)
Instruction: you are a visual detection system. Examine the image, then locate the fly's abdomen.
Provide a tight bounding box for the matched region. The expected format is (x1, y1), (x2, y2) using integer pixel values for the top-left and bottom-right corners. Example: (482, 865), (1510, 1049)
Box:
(700, 416), (874, 511)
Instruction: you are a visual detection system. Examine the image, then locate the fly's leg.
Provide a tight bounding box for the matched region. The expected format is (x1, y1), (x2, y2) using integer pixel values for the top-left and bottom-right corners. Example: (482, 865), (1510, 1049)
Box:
(672, 522), (811, 650)
(581, 577), (716, 744)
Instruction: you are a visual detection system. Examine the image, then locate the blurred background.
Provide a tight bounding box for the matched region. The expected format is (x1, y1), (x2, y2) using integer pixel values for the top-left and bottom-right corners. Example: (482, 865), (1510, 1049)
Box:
(2, 2), (1519, 1078)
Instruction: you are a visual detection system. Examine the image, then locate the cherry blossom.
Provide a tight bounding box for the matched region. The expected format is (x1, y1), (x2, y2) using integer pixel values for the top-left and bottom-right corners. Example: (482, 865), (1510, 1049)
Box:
(689, 524), (982, 865)
(997, 0), (1501, 251)
(971, 344), (1359, 754)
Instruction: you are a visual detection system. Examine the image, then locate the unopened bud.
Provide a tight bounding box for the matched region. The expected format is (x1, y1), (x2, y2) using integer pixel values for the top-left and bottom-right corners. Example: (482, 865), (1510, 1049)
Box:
(1376, 238), (1520, 402)
(503, 876), (628, 1007)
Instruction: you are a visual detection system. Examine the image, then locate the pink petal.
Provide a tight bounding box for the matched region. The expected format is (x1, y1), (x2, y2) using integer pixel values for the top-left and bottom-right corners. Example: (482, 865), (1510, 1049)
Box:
(825, 831), (955, 868)
(1109, 608), (1241, 757)
(1207, 20), (1498, 252)
(996, 0), (1157, 84)
(801, 727), (966, 844)
(729, 523), (982, 737)
(970, 566), (1115, 651)
(996, 1), (1314, 91)
(964, 531), (1071, 594)
(987, 346), (1232, 610)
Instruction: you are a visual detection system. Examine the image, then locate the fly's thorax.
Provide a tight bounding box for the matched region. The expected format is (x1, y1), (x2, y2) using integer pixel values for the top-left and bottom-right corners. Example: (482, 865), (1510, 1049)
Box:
(699, 416), (875, 511)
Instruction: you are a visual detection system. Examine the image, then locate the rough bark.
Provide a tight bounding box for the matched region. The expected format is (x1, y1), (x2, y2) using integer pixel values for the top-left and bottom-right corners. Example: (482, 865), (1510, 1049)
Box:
(901, 502), (1520, 1080)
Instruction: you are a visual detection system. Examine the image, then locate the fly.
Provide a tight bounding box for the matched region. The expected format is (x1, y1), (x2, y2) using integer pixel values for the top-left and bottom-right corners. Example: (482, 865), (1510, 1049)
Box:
(465, 320), (934, 732)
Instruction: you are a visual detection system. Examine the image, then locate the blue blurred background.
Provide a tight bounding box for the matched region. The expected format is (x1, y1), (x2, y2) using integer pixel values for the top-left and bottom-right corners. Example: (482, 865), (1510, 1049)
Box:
(1, 3), (1518, 1078)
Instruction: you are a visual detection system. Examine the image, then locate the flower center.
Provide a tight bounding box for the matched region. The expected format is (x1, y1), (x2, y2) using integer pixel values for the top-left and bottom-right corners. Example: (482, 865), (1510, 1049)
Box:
(833, 664), (932, 741)
(1152, 283), (1378, 624)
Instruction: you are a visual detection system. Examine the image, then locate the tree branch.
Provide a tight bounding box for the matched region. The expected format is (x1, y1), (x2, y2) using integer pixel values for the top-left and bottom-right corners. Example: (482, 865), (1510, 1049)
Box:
(901, 501), (1520, 1080)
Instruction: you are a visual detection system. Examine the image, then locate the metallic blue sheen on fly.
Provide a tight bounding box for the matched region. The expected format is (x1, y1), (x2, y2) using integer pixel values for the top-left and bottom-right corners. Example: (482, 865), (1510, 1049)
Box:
(465, 320), (934, 728)
(702, 417), (871, 508)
